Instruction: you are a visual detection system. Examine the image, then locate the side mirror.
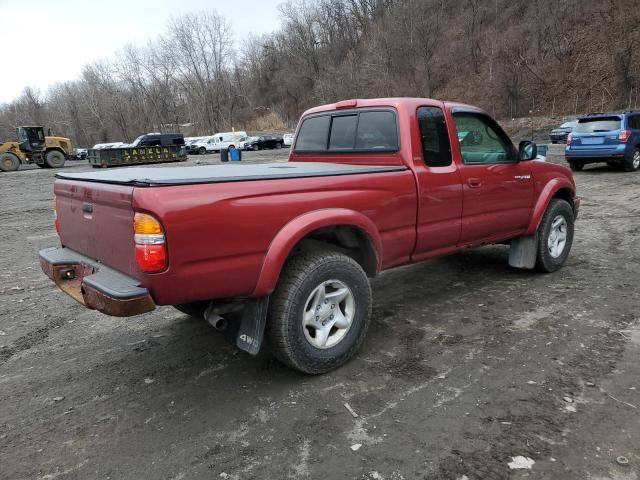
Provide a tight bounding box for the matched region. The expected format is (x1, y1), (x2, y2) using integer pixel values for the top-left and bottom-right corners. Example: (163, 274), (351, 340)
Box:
(519, 140), (537, 161)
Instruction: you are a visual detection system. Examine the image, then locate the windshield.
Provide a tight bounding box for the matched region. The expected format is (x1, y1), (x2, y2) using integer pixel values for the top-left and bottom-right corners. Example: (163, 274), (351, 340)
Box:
(17, 127), (28, 143)
(575, 117), (621, 133)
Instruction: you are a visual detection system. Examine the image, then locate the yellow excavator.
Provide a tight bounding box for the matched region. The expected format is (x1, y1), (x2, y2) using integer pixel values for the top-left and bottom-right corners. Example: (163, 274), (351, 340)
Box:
(0, 126), (73, 172)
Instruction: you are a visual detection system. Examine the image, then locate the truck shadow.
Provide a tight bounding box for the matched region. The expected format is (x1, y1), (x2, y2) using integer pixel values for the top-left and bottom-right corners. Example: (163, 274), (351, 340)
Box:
(85, 244), (527, 389)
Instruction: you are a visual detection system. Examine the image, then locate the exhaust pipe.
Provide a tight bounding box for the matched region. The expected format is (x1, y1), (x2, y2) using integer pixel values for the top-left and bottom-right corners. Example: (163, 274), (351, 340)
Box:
(206, 314), (228, 331)
(204, 300), (243, 331)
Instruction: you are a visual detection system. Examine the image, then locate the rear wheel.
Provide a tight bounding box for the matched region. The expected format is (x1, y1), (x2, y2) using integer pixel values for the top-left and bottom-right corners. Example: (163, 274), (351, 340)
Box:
(267, 250), (372, 374)
(275, 142), (283, 149)
(569, 161), (584, 172)
(45, 150), (65, 168)
(535, 199), (574, 273)
(0, 152), (20, 172)
(624, 149), (640, 172)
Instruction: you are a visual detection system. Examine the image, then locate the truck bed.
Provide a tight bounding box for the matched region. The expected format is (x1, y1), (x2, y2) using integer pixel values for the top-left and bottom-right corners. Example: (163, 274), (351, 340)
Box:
(56, 162), (407, 186)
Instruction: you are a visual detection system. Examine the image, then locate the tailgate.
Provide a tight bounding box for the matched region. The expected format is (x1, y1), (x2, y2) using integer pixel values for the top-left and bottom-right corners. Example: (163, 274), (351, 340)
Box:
(55, 179), (137, 277)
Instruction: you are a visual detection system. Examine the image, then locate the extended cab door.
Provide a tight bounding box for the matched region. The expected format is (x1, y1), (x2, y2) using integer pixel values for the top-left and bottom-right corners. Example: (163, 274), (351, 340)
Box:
(452, 110), (534, 243)
(412, 106), (464, 258)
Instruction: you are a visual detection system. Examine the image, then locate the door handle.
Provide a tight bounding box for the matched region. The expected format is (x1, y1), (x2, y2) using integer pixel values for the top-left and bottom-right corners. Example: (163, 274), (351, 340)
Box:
(467, 178), (481, 188)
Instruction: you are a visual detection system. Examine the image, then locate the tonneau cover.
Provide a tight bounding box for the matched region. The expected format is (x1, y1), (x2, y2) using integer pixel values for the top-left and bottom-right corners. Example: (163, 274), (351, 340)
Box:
(55, 162), (407, 186)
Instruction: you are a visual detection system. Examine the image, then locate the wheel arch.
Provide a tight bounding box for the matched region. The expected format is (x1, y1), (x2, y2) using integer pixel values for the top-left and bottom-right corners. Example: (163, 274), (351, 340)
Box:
(46, 147), (68, 159)
(251, 209), (382, 297)
(525, 180), (576, 235)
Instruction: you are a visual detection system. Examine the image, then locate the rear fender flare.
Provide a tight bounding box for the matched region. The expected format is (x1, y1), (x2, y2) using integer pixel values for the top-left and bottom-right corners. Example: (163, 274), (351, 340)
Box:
(525, 179), (576, 235)
(251, 209), (382, 297)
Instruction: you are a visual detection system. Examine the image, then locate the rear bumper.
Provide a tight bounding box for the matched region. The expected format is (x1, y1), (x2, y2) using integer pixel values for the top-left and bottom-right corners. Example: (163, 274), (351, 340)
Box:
(565, 144), (628, 162)
(39, 247), (155, 317)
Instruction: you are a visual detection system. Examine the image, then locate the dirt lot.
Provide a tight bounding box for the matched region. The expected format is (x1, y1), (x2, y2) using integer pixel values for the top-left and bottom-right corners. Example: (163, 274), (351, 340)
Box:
(1, 146), (639, 480)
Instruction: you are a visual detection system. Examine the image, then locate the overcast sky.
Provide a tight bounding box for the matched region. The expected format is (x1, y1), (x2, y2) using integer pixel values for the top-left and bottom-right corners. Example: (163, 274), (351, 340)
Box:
(0, 0), (283, 104)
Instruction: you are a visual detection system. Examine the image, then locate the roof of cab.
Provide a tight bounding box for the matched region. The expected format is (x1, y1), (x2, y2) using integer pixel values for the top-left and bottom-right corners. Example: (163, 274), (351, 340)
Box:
(301, 97), (486, 117)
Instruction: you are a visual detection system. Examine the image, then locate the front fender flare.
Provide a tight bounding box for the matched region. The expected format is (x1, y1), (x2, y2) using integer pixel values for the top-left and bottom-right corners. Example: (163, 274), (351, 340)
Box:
(525, 178), (576, 235)
(251, 209), (382, 297)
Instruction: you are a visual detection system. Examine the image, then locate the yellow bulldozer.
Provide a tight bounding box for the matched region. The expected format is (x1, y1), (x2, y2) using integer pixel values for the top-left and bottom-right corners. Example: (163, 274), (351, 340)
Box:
(0, 126), (73, 172)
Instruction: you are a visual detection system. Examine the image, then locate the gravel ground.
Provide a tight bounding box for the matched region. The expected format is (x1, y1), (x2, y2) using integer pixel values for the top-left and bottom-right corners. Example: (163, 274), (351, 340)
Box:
(0, 146), (639, 480)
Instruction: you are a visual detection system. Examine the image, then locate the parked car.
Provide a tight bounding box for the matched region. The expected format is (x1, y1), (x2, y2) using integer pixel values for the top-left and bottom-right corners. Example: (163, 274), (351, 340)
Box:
(40, 98), (579, 374)
(283, 133), (295, 146)
(185, 137), (205, 154)
(565, 111), (640, 172)
(70, 148), (88, 160)
(192, 132), (248, 154)
(549, 120), (577, 143)
(129, 133), (185, 148)
(243, 135), (284, 151)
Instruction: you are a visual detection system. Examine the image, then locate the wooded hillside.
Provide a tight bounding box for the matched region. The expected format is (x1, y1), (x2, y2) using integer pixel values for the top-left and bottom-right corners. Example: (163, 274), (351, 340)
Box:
(1, 0), (638, 146)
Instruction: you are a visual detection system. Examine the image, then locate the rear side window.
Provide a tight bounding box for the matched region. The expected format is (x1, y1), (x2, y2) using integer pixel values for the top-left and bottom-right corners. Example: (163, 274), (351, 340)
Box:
(295, 109), (398, 153)
(627, 115), (640, 130)
(417, 107), (451, 167)
(575, 117), (622, 133)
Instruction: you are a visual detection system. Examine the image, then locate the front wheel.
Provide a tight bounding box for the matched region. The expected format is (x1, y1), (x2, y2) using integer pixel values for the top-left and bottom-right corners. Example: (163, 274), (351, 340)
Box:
(198, 147), (206, 155)
(535, 199), (575, 273)
(45, 150), (65, 168)
(0, 152), (20, 172)
(267, 250), (372, 374)
(624, 149), (640, 172)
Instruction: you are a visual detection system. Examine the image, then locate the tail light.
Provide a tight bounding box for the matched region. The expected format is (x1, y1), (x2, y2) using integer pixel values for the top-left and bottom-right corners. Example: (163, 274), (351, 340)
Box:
(53, 196), (59, 233)
(566, 133), (572, 145)
(618, 130), (631, 142)
(133, 212), (167, 272)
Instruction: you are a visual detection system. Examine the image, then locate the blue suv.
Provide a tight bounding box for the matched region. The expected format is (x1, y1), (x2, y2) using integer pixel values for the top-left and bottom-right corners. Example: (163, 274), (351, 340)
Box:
(565, 111), (640, 172)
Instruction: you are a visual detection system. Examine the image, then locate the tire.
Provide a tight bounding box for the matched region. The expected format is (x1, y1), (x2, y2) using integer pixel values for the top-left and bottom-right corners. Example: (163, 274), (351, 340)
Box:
(535, 199), (575, 273)
(568, 161), (583, 172)
(267, 250), (372, 374)
(623, 149), (640, 172)
(275, 142), (283, 149)
(173, 301), (209, 319)
(198, 147), (206, 155)
(44, 150), (65, 168)
(0, 152), (20, 172)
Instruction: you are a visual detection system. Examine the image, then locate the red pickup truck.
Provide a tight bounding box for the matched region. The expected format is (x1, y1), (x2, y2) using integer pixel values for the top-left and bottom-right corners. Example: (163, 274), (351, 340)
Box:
(40, 98), (579, 374)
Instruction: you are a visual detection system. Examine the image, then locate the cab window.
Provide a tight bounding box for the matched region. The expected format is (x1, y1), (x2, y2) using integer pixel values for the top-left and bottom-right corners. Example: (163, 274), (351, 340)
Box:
(295, 109), (398, 153)
(453, 113), (514, 164)
(417, 107), (451, 167)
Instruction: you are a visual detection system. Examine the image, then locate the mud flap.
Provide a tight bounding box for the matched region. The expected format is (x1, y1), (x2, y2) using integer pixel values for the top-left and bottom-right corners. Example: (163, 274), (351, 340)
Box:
(508, 233), (538, 269)
(236, 297), (269, 355)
